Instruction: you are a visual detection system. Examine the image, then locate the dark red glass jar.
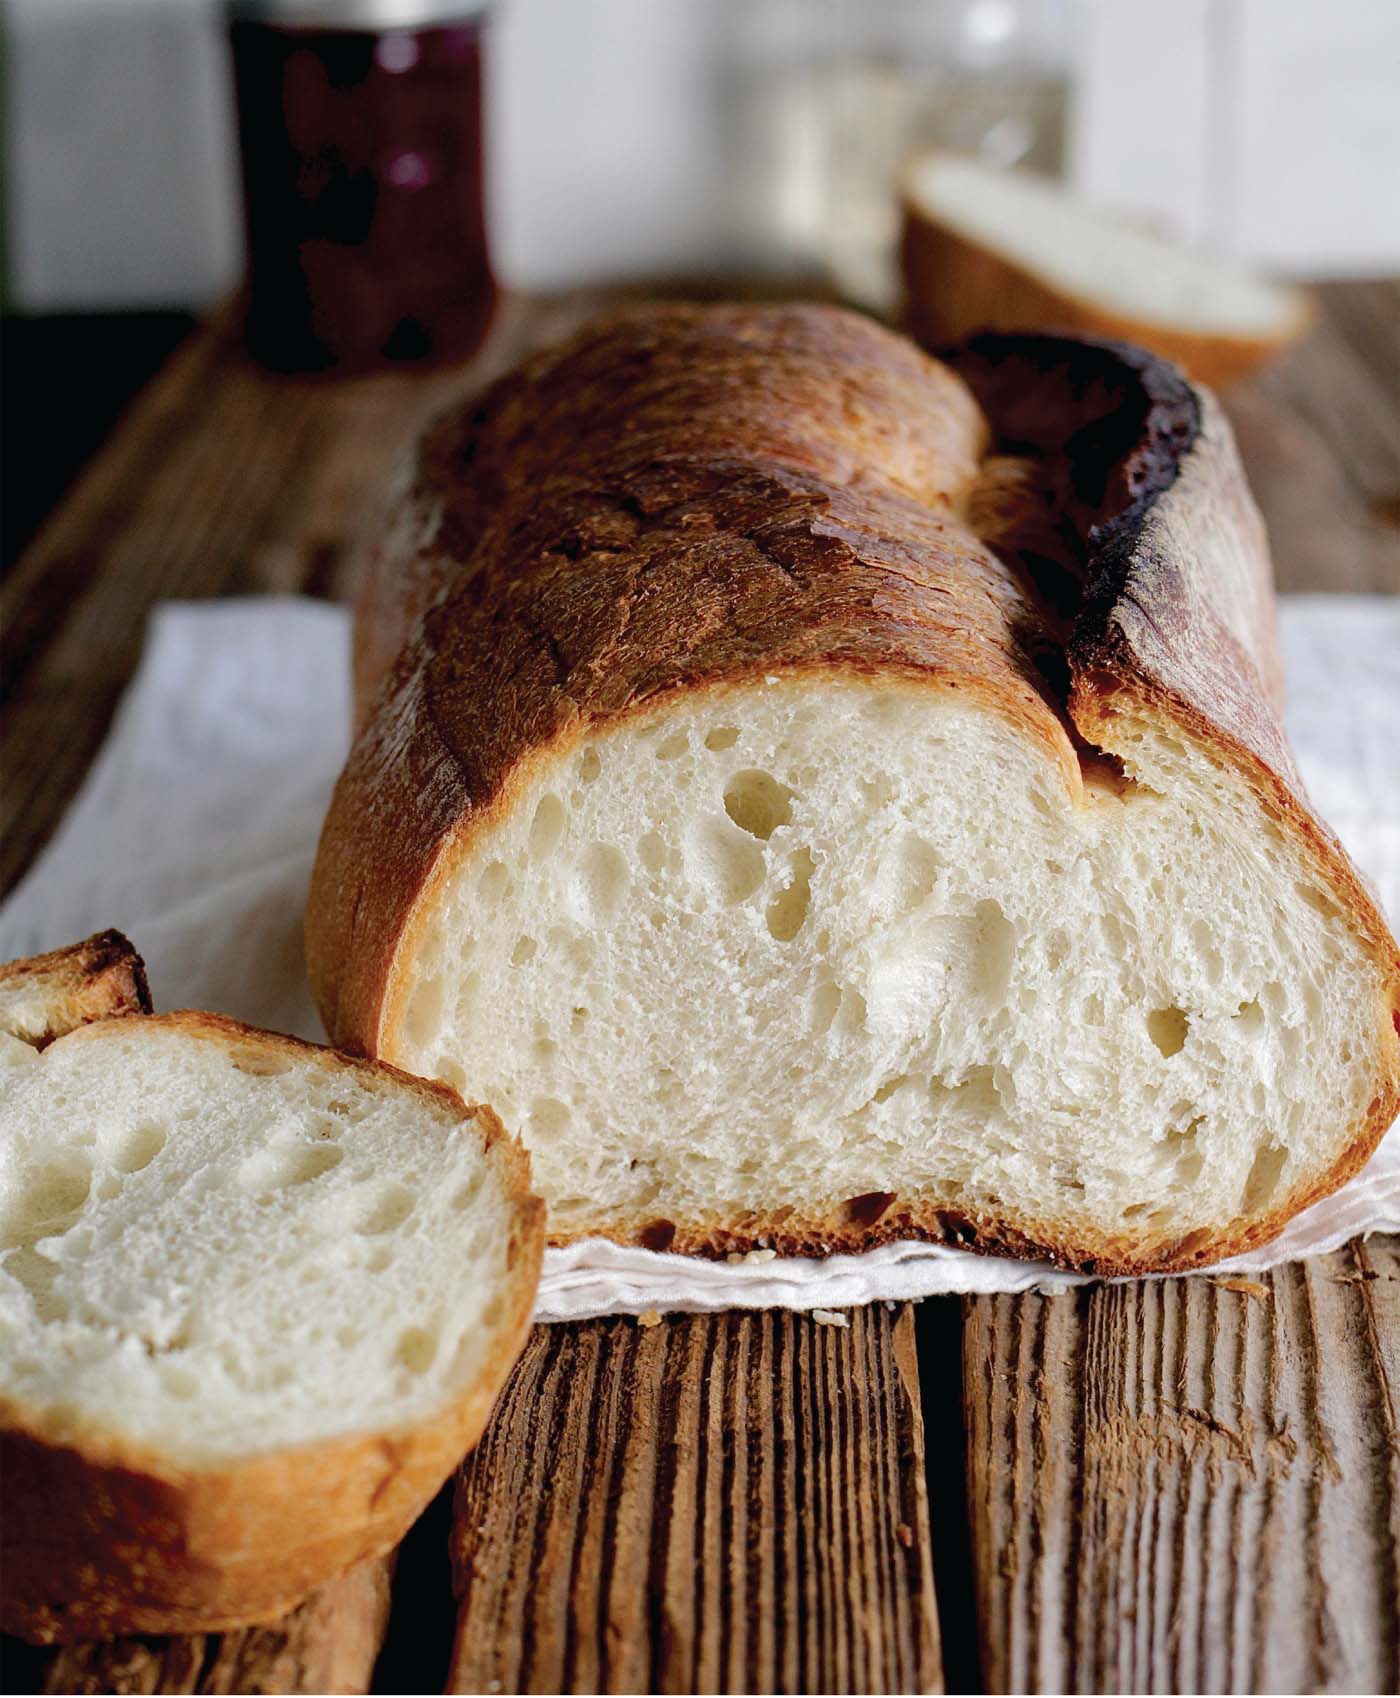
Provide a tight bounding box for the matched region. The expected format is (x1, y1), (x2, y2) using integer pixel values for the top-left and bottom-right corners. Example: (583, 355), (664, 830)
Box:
(228, 0), (495, 372)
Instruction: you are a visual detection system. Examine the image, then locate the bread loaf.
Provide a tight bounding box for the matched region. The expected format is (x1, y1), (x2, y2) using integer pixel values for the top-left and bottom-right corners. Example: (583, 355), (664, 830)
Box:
(307, 304), (1400, 1275)
(0, 933), (543, 1643)
(900, 152), (1311, 389)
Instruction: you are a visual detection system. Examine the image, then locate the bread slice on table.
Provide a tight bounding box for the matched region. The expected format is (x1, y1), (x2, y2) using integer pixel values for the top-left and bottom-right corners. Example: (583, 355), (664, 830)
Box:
(900, 151), (1311, 388)
(308, 303), (1400, 1277)
(0, 933), (543, 1644)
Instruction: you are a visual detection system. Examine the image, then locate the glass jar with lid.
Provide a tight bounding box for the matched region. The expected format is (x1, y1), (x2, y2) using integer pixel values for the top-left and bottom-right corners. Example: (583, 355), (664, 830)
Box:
(227, 0), (495, 371)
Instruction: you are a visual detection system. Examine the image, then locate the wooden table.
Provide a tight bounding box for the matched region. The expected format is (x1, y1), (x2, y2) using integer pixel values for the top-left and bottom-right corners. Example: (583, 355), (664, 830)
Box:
(2, 283), (1397, 1696)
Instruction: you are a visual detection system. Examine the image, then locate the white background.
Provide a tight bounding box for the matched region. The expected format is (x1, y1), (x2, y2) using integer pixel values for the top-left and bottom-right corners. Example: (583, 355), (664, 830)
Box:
(6, 0), (1400, 309)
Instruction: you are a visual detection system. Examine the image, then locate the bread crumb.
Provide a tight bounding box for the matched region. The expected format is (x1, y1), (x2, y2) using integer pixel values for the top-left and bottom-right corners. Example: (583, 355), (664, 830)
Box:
(726, 1248), (778, 1264)
(1211, 1276), (1270, 1299)
(637, 1310), (662, 1328)
(895, 1522), (914, 1548)
(811, 1308), (848, 1327)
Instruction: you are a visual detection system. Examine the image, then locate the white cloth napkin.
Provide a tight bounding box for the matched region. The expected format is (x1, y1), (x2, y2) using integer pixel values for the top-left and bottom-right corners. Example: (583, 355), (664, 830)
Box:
(2, 595), (1397, 1319)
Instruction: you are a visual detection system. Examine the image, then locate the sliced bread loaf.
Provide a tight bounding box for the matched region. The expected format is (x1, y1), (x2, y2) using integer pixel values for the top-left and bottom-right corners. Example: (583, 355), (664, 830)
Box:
(308, 305), (1400, 1276)
(0, 933), (543, 1643)
(900, 152), (1311, 387)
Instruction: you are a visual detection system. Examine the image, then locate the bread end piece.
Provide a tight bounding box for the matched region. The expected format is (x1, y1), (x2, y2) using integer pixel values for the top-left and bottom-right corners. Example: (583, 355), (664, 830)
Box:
(1, 980), (544, 1643)
(0, 930), (151, 1048)
(900, 152), (1312, 390)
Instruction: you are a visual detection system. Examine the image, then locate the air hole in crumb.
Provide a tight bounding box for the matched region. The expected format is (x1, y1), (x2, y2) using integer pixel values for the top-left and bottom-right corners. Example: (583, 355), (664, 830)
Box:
(578, 747), (602, 783)
(260, 1143), (343, 1190)
(528, 1098), (572, 1140)
(366, 1246), (393, 1273)
(1242, 1143), (1287, 1213)
(396, 1326), (438, 1374)
(973, 900), (1015, 1000)
(1233, 998), (1265, 1037)
(836, 985), (868, 1037)
(575, 843), (629, 922)
(511, 935), (538, 967)
(638, 831), (666, 873)
(479, 860), (511, 900)
(656, 732), (688, 761)
(640, 1219), (676, 1252)
(810, 980), (842, 1035)
(4, 1248), (62, 1320)
(691, 818), (764, 905)
(767, 847), (814, 942)
(529, 794), (566, 857)
(872, 1074), (910, 1104)
(358, 1184), (415, 1235)
(435, 1057), (467, 1094)
(1295, 882), (1341, 921)
(405, 978), (444, 1047)
(844, 1191), (896, 1226)
(110, 1121), (167, 1175)
(451, 1173), (484, 1212)
(336, 1326), (361, 1349)
(1147, 1006), (1189, 1058)
(705, 726), (739, 751)
(14, 1163), (91, 1237)
(876, 833), (939, 915)
(723, 769), (793, 840)
(229, 1047), (293, 1077)
(571, 1006), (589, 1033)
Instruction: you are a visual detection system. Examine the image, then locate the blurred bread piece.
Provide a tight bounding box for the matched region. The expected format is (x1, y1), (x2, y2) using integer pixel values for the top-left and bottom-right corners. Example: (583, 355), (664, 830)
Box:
(900, 152), (1311, 388)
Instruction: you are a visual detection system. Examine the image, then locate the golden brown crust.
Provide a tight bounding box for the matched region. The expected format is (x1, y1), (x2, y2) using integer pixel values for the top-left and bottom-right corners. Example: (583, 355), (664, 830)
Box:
(308, 303), (1400, 1276)
(1, 1000), (544, 1644)
(0, 929), (151, 1046)
(900, 193), (1312, 390)
(308, 303), (1079, 1050)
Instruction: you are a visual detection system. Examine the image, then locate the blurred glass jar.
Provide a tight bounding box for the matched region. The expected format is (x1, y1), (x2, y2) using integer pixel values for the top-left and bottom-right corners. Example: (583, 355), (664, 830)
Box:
(728, 0), (1074, 310)
(227, 0), (495, 372)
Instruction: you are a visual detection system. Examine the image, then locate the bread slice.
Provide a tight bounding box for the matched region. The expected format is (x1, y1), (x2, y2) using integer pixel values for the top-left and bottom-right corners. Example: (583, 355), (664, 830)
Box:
(900, 152), (1311, 388)
(0, 934), (544, 1644)
(308, 304), (1400, 1277)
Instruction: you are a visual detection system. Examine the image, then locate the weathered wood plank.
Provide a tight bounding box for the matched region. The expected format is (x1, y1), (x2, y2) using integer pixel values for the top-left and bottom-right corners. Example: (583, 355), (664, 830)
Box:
(963, 1236), (1400, 1694)
(8, 1558), (394, 1696)
(449, 1306), (941, 1695)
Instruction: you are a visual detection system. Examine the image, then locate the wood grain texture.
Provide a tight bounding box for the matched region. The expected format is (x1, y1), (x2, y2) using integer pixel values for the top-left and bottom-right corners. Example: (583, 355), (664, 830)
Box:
(964, 1236), (1400, 1694)
(449, 1306), (941, 1695)
(17, 1558), (393, 1696)
(1221, 284), (1400, 594)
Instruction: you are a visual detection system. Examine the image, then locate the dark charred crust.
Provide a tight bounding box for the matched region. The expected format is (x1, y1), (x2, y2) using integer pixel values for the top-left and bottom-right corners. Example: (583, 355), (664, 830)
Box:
(947, 330), (1202, 674)
(843, 1190), (897, 1227)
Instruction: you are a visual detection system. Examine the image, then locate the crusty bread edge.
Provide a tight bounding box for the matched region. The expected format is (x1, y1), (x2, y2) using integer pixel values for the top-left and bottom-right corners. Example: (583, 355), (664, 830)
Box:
(1, 1008), (545, 1644)
(361, 642), (1398, 1279)
(900, 179), (1312, 390)
(0, 929), (151, 1046)
(311, 319), (1398, 1278)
